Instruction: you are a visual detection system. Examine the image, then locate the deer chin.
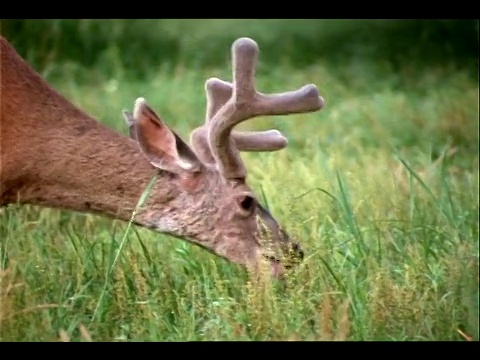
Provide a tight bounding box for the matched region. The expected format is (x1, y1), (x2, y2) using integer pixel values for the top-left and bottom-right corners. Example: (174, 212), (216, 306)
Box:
(269, 259), (286, 279)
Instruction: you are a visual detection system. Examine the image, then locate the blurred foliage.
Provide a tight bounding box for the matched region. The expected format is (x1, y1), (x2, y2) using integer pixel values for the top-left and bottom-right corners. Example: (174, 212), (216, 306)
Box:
(1, 19), (478, 79)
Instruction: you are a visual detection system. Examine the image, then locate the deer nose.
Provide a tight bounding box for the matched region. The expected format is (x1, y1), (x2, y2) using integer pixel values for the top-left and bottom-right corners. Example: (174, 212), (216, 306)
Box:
(291, 242), (304, 261)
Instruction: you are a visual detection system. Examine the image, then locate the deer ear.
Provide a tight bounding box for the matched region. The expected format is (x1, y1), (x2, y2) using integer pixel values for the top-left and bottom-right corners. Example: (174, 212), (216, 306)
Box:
(122, 109), (137, 141)
(130, 98), (202, 174)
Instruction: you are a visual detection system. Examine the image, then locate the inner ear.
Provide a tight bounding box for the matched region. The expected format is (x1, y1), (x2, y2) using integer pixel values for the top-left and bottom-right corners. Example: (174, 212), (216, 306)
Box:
(131, 98), (202, 174)
(172, 132), (202, 170)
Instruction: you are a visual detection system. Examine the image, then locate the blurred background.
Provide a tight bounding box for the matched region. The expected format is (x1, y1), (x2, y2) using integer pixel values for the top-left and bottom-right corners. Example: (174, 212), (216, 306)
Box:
(2, 19), (477, 170)
(2, 19), (478, 80)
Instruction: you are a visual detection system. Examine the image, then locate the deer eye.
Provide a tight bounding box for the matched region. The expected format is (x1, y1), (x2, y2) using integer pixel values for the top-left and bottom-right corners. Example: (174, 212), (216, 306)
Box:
(236, 194), (256, 215)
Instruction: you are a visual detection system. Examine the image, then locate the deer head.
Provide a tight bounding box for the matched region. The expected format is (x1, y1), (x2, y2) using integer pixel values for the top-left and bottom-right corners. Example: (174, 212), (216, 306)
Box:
(122, 38), (325, 277)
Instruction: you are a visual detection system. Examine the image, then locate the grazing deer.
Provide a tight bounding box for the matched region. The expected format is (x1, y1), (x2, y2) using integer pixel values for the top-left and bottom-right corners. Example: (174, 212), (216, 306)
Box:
(0, 35), (324, 278)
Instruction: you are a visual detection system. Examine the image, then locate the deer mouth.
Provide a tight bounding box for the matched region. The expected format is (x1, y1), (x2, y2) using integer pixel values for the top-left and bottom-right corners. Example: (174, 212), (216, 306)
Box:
(261, 253), (302, 279)
(260, 239), (305, 278)
(262, 255), (293, 270)
(259, 255), (285, 278)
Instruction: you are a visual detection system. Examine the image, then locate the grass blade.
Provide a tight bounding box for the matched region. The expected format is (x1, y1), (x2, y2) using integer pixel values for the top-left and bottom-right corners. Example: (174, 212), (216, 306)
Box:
(90, 174), (158, 326)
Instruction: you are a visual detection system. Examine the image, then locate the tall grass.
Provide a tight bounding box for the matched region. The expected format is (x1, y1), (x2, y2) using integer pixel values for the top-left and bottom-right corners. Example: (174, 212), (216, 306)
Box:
(0, 20), (478, 341)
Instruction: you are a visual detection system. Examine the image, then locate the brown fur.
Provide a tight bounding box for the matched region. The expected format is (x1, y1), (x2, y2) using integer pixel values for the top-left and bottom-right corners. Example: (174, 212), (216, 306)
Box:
(0, 37), (161, 219)
(0, 36), (315, 277)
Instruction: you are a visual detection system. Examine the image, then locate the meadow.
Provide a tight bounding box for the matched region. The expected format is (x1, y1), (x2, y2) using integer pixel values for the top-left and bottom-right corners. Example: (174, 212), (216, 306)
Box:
(0, 19), (478, 341)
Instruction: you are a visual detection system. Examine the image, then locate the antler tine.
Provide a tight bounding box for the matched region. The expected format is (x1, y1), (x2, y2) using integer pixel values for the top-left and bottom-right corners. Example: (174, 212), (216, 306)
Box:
(190, 78), (231, 164)
(205, 78), (232, 120)
(208, 37), (325, 180)
(190, 77), (288, 165)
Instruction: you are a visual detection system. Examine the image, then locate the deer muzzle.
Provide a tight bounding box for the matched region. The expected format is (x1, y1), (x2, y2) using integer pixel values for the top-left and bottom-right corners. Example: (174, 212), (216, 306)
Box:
(260, 239), (305, 279)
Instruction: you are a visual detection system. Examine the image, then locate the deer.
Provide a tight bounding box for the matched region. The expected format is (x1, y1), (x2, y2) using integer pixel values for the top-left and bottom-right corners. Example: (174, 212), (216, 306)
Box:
(0, 35), (325, 278)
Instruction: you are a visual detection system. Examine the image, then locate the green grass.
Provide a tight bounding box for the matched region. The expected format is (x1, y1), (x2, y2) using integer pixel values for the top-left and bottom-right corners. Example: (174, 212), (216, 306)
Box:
(1, 30), (479, 341)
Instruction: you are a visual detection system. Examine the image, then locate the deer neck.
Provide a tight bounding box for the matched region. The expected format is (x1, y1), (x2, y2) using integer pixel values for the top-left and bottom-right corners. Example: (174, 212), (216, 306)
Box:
(0, 37), (176, 221)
